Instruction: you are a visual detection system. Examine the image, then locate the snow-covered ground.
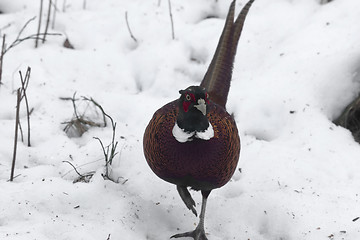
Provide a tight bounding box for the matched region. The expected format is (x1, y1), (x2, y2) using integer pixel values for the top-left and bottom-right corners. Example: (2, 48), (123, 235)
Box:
(1, 0), (360, 239)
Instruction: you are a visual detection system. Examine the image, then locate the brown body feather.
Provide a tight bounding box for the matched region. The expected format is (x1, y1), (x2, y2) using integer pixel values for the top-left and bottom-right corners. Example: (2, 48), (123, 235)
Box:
(143, 100), (240, 191)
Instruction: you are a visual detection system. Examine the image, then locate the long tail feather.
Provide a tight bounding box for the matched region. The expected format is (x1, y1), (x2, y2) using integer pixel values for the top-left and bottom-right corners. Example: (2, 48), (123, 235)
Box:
(200, 0), (255, 108)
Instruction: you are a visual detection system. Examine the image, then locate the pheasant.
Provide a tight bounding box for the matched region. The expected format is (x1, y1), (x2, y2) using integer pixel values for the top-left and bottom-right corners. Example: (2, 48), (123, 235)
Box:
(143, 0), (255, 239)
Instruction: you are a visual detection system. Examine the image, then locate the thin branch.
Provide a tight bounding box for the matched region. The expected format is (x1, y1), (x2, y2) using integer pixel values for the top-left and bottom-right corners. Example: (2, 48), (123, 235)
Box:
(18, 17), (37, 41)
(125, 11), (137, 43)
(24, 66), (31, 89)
(71, 92), (79, 119)
(10, 89), (21, 182)
(18, 120), (24, 143)
(5, 32), (60, 54)
(19, 67), (31, 100)
(0, 34), (5, 84)
(1, 17), (62, 56)
(168, 0), (175, 40)
(82, 96), (107, 127)
(42, 0), (52, 43)
(61, 92), (80, 120)
(36, 0), (44, 48)
(19, 67), (32, 147)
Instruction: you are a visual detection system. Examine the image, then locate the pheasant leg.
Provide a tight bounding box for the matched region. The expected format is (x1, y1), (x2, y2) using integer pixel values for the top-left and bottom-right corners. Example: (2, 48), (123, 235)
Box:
(171, 191), (211, 240)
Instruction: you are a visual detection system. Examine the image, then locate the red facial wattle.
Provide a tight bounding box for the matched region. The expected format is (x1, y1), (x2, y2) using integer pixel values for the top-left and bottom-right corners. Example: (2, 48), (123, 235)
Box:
(183, 93), (196, 112)
(183, 101), (191, 112)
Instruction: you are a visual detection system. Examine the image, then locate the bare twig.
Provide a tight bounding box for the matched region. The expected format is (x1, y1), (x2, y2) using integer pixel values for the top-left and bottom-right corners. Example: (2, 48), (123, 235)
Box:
(82, 96), (107, 127)
(18, 120), (24, 143)
(10, 89), (21, 182)
(125, 11), (137, 43)
(71, 92), (79, 118)
(4, 17), (61, 54)
(6, 33), (60, 53)
(0, 34), (5, 84)
(168, 0), (175, 40)
(4, 17), (36, 54)
(83, 0), (87, 10)
(61, 92), (81, 118)
(0, 18), (60, 85)
(36, 0), (44, 48)
(13, 33), (61, 50)
(19, 67), (32, 147)
(20, 67), (31, 92)
(43, 0), (52, 43)
(17, 17), (37, 42)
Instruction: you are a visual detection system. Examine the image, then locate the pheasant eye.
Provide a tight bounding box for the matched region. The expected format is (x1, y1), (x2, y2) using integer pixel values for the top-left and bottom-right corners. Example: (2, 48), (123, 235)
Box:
(185, 94), (191, 101)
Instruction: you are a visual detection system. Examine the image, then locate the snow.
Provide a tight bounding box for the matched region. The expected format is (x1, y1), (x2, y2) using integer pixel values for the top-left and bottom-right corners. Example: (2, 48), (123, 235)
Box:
(1, 0), (360, 239)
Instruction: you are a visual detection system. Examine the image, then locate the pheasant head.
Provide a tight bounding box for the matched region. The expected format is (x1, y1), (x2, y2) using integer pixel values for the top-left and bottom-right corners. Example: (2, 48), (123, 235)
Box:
(172, 86), (214, 143)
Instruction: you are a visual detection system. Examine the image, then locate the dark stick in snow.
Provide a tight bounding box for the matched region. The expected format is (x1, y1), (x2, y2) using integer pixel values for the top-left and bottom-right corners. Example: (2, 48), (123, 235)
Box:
(10, 89), (21, 182)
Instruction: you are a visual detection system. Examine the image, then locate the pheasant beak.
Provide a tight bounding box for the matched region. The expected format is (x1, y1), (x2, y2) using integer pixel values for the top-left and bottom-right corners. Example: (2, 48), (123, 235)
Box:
(194, 98), (207, 116)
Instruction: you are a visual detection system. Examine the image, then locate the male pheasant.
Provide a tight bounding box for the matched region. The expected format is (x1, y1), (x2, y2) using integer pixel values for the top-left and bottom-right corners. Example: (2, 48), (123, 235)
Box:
(143, 0), (255, 239)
